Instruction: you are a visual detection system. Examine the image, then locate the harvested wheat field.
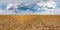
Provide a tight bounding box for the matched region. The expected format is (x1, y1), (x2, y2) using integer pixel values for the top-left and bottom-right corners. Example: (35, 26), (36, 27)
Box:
(0, 15), (60, 30)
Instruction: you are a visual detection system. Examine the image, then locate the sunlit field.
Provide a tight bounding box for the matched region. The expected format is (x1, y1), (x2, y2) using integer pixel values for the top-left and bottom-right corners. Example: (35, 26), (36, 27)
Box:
(0, 15), (60, 30)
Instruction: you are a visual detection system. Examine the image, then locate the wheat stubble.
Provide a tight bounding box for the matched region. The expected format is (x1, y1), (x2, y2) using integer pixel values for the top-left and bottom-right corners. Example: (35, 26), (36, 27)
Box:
(0, 15), (60, 30)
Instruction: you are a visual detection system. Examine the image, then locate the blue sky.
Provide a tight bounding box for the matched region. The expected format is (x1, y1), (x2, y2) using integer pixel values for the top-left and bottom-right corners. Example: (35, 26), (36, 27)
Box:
(0, 0), (60, 15)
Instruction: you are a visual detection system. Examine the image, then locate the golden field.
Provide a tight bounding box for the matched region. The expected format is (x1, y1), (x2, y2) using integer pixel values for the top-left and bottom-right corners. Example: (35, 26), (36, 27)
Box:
(0, 15), (60, 30)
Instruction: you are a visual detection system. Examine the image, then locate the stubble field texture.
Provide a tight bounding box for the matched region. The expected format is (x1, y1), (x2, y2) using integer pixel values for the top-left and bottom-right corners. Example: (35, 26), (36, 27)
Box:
(0, 15), (60, 30)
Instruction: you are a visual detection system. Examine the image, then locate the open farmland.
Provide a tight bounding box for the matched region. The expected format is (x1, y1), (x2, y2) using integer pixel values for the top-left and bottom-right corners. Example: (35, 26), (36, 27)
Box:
(0, 15), (60, 30)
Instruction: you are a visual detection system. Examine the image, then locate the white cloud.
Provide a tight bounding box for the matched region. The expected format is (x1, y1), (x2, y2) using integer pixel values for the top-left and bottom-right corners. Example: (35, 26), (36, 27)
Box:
(7, 3), (14, 10)
(37, 0), (56, 10)
(46, 1), (56, 8)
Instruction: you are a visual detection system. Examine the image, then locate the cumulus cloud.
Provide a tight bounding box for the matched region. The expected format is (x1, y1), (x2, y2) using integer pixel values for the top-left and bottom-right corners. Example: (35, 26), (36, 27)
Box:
(37, 0), (56, 10)
(7, 3), (14, 10)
